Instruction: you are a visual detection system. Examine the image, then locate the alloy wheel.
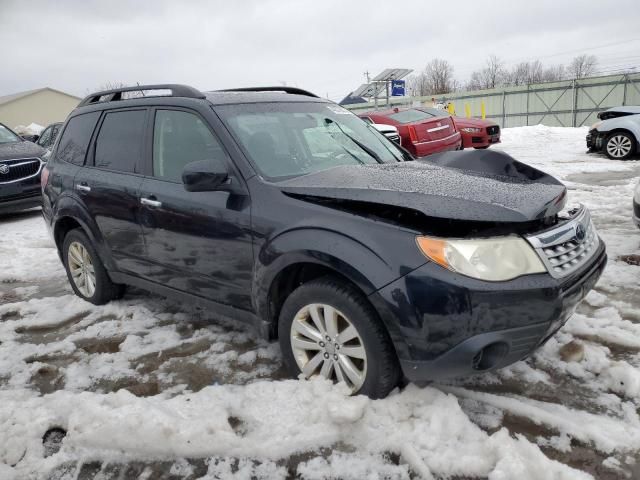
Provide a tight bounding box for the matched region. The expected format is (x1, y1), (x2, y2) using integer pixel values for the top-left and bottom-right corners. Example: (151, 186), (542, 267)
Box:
(606, 135), (632, 158)
(68, 241), (96, 298)
(290, 303), (367, 392)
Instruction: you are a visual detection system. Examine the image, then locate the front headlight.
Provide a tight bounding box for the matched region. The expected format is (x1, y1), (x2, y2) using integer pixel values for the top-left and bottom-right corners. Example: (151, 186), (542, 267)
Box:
(460, 127), (482, 133)
(590, 121), (602, 130)
(416, 235), (546, 281)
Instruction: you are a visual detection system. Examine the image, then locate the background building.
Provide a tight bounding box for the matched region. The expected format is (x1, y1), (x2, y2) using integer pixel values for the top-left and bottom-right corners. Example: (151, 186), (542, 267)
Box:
(0, 87), (80, 129)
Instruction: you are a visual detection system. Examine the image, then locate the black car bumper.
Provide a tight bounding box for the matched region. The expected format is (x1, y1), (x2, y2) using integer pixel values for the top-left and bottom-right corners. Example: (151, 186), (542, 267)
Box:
(586, 129), (604, 151)
(0, 193), (42, 214)
(371, 242), (607, 382)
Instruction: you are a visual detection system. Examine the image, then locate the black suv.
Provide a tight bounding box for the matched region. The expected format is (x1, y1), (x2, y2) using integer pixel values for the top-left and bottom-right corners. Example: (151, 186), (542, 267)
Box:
(42, 84), (607, 398)
(0, 122), (47, 214)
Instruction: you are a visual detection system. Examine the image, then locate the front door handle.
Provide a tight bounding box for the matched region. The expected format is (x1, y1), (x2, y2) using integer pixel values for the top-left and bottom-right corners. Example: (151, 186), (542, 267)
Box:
(75, 183), (91, 193)
(141, 197), (162, 208)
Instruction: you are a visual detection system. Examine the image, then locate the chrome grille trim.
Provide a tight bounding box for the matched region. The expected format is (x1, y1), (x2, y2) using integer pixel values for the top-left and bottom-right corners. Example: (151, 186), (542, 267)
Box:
(0, 157), (43, 184)
(525, 205), (599, 278)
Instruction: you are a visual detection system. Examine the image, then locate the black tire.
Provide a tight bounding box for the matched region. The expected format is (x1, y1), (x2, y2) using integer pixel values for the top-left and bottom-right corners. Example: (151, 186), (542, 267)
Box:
(62, 229), (124, 305)
(474, 145), (490, 149)
(278, 276), (401, 399)
(604, 132), (636, 160)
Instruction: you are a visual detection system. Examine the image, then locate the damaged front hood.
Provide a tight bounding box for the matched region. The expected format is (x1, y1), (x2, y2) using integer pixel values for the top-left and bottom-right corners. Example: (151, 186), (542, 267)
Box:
(277, 150), (566, 223)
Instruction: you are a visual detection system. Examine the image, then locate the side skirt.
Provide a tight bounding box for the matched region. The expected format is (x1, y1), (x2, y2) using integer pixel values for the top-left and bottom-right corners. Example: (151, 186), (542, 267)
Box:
(109, 271), (271, 339)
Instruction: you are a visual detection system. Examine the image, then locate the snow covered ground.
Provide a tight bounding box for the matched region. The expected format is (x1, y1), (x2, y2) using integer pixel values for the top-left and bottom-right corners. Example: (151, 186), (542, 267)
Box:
(0, 126), (639, 479)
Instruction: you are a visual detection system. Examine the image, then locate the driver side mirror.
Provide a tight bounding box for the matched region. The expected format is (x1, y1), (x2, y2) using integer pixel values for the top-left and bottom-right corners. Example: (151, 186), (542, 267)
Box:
(182, 158), (229, 192)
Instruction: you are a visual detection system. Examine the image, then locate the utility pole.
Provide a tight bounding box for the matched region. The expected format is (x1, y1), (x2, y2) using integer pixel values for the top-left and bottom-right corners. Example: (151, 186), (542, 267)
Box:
(364, 71), (370, 84)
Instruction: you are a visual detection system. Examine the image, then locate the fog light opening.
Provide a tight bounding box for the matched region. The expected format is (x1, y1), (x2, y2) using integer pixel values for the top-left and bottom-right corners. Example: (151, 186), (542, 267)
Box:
(472, 342), (509, 371)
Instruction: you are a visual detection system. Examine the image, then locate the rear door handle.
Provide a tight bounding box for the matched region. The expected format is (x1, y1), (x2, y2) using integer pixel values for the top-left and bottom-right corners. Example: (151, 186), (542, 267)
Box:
(75, 183), (91, 193)
(141, 197), (162, 208)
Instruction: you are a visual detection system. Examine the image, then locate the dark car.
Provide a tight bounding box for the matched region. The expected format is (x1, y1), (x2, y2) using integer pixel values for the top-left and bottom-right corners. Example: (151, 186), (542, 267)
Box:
(0, 122), (47, 214)
(42, 84), (606, 398)
(36, 122), (63, 152)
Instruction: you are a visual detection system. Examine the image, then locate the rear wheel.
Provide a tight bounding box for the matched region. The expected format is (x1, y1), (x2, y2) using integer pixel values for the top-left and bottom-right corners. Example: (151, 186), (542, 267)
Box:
(62, 229), (124, 305)
(605, 132), (636, 160)
(278, 277), (401, 398)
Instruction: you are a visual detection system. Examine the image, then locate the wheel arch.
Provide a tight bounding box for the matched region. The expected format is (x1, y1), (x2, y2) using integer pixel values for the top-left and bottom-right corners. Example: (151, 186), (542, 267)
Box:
(52, 196), (116, 270)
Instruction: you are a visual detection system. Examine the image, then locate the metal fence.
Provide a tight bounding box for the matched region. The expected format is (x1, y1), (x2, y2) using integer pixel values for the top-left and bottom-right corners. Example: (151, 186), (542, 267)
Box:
(344, 73), (640, 128)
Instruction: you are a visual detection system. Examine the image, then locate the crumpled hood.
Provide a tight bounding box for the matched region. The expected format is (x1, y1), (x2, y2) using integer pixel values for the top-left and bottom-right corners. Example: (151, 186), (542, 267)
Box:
(0, 141), (46, 162)
(277, 150), (566, 223)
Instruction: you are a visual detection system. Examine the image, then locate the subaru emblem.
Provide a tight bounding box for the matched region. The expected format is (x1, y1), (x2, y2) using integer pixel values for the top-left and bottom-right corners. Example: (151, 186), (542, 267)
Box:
(575, 223), (586, 241)
(0, 164), (9, 175)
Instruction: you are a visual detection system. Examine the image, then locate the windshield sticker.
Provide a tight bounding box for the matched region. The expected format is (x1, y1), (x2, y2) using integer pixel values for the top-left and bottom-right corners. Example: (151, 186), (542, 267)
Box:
(326, 105), (352, 115)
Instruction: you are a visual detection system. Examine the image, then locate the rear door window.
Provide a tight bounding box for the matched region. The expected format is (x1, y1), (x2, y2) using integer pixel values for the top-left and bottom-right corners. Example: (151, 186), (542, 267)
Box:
(56, 112), (101, 165)
(94, 110), (146, 173)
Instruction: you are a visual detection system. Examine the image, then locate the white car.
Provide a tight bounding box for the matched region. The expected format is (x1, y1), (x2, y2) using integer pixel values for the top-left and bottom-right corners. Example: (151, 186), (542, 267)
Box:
(360, 117), (401, 145)
(587, 106), (640, 160)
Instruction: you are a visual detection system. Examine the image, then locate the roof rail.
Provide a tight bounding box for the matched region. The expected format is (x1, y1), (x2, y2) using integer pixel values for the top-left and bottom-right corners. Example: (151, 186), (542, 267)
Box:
(78, 84), (206, 107)
(218, 86), (319, 98)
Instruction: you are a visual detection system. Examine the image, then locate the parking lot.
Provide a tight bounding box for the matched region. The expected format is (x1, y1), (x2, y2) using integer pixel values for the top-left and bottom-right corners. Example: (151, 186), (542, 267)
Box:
(0, 125), (639, 479)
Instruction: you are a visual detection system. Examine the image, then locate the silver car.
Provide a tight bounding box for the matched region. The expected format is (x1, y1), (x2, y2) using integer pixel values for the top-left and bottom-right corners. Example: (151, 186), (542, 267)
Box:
(587, 106), (640, 160)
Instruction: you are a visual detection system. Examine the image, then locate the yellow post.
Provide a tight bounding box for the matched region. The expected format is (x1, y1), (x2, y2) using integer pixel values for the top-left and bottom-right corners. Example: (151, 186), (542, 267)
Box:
(447, 102), (455, 115)
(480, 100), (486, 119)
(465, 103), (471, 118)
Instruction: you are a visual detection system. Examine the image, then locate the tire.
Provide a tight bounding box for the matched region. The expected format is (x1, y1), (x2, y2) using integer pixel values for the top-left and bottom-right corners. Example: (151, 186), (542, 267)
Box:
(278, 276), (401, 399)
(604, 132), (636, 160)
(62, 229), (124, 305)
(474, 146), (490, 150)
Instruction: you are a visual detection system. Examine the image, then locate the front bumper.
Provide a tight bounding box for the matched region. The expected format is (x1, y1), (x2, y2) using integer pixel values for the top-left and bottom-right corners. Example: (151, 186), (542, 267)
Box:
(461, 132), (501, 149)
(586, 129), (604, 151)
(371, 242), (606, 382)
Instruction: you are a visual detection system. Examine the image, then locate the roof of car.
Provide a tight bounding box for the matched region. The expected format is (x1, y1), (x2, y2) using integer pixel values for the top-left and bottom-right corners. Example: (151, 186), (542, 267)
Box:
(204, 90), (331, 105)
(603, 106), (640, 115)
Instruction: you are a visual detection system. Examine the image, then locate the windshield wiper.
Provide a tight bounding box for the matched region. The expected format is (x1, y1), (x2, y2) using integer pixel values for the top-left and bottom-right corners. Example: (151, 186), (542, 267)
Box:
(324, 118), (381, 163)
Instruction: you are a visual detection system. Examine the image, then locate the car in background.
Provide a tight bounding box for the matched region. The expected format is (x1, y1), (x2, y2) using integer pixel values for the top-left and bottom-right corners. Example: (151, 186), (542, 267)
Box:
(360, 108), (461, 157)
(36, 122), (63, 152)
(0, 122), (46, 214)
(587, 106), (640, 160)
(359, 116), (401, 145)
(413, 107), (500, 150)
(634, 179), (640, 229)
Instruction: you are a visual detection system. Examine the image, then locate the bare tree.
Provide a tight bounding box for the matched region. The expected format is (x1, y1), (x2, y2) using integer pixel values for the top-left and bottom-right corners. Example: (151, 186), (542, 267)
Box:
(423, 58), (456, 95)
(541, 64), (566, 82)
(407, 59), (456, 96)
(568, 55), (598, 79)
(468, 55), (507, 90)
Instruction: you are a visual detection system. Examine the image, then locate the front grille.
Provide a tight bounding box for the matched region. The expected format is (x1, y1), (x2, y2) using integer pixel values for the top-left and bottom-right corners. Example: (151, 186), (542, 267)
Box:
(486, 125), (500, 135)
(472, 136), (483, 143)
(526, 205), (599, 278)
(0, 158), (41, 183)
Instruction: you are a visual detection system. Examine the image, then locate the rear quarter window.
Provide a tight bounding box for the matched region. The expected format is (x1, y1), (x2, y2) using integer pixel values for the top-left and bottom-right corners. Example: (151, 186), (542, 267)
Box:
(56, 112), (101, 165)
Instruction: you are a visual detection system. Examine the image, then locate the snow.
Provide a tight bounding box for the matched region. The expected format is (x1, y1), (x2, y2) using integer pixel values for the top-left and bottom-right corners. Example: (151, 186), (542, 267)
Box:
(12, 122), (45, 136)
(0, 125), (639, 478)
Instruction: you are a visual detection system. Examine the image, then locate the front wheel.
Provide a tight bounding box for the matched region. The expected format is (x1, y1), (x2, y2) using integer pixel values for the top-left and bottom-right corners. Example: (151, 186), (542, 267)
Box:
(605, 132), (636, 160)
(278, 277), (401, 398)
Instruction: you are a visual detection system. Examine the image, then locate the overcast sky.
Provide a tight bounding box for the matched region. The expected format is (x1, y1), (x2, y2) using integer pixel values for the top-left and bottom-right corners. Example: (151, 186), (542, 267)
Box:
(1, 0), (639, 101)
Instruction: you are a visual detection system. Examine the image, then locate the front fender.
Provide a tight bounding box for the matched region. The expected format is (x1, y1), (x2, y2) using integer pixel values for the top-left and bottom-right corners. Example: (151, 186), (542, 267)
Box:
(253, 227), (426, 353)
(598, 117), (640, 141)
